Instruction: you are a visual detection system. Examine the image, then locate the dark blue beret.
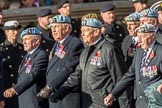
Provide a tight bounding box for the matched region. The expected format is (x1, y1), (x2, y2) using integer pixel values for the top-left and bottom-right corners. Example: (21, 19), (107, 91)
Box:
(57, 0), (70, 9)
(37, 8), (52, 17)
(100, 3), (115, 13)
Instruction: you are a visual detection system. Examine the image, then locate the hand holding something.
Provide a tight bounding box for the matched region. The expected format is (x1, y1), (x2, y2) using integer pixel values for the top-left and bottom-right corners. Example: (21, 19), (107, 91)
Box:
(104, 93), (114, 106)
(3, 88), (16, 98)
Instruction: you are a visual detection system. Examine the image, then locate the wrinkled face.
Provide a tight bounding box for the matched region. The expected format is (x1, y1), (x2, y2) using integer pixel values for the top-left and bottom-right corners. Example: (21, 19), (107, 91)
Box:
(101, 10), (115, 24)
(126, 21), (139, 36)
(50, 23), (67, 41)
(139, 17), (151, 25)
(22, 35), (40, 52)
(133, 2), (144, 13)
(158, 11), (162, 24)
(81, 26), (99, 46)
(5, 29), (18, 40)
(137, 32), (155, 50)
(58, 3), (71, 16)
(140, 17), (157, 26)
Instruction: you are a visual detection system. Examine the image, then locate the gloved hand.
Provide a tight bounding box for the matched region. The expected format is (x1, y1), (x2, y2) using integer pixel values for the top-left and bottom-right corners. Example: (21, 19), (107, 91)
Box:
(50, 92), (59, 103)
(37, 85), (52, 98)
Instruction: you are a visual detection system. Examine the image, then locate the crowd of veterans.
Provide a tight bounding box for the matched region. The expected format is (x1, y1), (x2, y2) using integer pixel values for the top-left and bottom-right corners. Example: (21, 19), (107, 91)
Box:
(0, 0), (162, 108)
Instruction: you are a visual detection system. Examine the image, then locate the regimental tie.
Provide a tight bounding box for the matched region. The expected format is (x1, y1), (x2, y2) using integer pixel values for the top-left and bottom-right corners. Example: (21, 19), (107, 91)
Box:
(140, 50), (148, 69)
(25, 53), (31, 65)
(131, 39), (135, 47)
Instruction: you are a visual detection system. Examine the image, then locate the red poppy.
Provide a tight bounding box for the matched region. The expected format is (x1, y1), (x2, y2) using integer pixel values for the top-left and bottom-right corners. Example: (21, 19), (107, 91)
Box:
(149, 50), (155, 59)
(59, 44), (64, 50)
(26, 60), (30, 65)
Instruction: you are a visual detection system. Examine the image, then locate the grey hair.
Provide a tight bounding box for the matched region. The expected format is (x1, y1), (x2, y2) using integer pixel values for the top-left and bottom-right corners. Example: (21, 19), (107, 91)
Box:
(32, 35), (41, 41)
(62, 23), (72, 33)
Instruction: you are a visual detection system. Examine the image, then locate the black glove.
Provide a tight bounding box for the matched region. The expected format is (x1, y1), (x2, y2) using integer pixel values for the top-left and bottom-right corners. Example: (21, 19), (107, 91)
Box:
(37, 85), (52, 98)
(50, 92), (59, 103)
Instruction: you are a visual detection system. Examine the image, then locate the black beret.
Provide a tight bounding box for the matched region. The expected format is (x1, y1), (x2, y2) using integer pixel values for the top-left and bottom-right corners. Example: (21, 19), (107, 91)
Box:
(37, 8), (52, 17)
(132, 0), (148, 3)
(57, 0), (70, 9)
(100, 3), (116, 13)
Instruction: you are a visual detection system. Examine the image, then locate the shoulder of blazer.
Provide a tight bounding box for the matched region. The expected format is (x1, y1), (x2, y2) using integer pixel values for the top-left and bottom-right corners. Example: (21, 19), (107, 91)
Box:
(31, 46), (47, 58)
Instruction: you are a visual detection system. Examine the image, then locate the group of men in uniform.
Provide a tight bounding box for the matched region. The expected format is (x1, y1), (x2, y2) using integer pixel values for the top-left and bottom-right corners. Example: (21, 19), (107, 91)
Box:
(1, 0), (162, 108)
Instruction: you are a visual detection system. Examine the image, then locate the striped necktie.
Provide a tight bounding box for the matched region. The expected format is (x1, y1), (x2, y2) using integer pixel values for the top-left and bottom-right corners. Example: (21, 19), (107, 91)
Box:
(140, 50), (148, 68)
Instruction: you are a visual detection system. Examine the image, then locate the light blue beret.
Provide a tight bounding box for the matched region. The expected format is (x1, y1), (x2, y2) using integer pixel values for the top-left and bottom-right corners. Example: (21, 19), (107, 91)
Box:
(20, 27), (42, 38)
(139, 8), (158, 18)
(48, 15), (71, 28)
(125, 13), (140, 21)
(135, 24), (155, 33)
(81, 18), (102, 29)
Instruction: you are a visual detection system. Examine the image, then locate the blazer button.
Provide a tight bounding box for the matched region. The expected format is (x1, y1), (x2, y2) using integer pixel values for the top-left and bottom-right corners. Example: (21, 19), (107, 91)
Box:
(7, 56), (10, 59)
(10, 74), (14, 77)
(43, 40), (46, 43)
(9, 65), (12, 68)
(46, 49), (49, 52)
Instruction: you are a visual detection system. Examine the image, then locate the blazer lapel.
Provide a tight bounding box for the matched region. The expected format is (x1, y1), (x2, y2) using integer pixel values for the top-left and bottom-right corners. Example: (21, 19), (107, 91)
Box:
(145, 42), (158, 66)
(136, 48), (144, 80)
(18, 53), (28, 74)
(82, 47), (89, 71)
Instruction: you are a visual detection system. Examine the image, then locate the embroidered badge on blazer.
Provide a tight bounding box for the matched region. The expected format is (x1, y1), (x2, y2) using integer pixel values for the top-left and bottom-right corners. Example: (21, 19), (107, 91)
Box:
(25, 58), (32, 73)
(90, 51), (101, 66)
(55, 44), (66, 59)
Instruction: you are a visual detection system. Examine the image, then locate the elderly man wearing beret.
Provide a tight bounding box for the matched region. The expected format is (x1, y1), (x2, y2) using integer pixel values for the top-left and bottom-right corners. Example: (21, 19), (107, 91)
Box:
(155, 4), (162, 45)
(139, 8), (158, 26)
(104, 24), (162, 108)
(122, 13), (140, 69)
(47, 18), (130, 108)
(3, 27), (49, 108)
(139, 8), (162, 45)
(121, 12), (140, 108)
(37, 15), (84, 108)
